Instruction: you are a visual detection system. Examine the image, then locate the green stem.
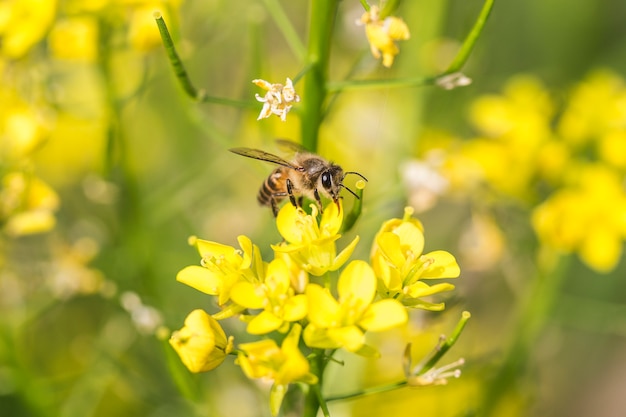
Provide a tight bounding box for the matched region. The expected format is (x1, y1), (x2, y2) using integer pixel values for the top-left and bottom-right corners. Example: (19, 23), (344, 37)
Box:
(326, 311), (470, 403)
(303, 350), (327, 417)
(341, 181), (366, 234)
(326, 380), (407, 402)
(445, 0), (495, 73)
(300, 0), (339, 152)
(262, 0), (306, 62)
(419, 311), (471, 374)
(154, 13), (203, 100)
(327, 75), (436, 93)
(154, 13), (254, 108)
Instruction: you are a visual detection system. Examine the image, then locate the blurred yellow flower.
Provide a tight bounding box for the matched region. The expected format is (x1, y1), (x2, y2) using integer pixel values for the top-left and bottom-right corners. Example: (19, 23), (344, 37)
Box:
(0, 0), (57, 58)
(272, 201), (359, 276)
(230, 258), (308, 335)
(371, 207), (460, 310)
(558, 70), (626, 148)
(303, 260), (407, 354)
(532, 165), (626, 272)
(359, 5), (410, 68)
(252, 78), (300, 122)
(0, 94), (52, 162)
(176, 235), (264, 306)
(129, 6), (171, 52)
(237, 324), (317, 415)
(1, 171), (60, 236)
(169, 309), (234, 373)
(465, 76), (554, 199)
(48, 17), (99, 61)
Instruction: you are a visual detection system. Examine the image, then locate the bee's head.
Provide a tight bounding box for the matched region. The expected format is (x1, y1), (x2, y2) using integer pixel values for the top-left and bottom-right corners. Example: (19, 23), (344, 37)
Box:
(319, 165), (368, 209)
(319, 164), (344, 203)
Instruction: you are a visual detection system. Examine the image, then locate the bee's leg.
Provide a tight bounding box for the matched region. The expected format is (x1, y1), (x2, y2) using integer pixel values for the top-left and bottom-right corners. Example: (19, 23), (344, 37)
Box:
(313, 189), (323, 213)
(270, 198), (279, 217)
(286, 179), (298, 208)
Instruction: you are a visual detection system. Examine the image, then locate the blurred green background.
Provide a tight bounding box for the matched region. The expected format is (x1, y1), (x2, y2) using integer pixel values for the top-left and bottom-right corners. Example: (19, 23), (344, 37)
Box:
(2, 0), (626, 416)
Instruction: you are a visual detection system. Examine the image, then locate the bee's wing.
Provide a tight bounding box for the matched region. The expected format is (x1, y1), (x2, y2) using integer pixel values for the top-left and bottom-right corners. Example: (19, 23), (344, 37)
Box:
(275, 139), (310, 155)
(229, 147), (299, 169)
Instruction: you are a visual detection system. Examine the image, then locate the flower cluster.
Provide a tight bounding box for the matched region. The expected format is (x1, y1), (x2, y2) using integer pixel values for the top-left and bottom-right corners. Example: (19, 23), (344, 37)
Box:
(1, 86), (59, 236)
(405, 70), (626, 272)
(170, 200), (461, 415)
(358, 5), (411, 68)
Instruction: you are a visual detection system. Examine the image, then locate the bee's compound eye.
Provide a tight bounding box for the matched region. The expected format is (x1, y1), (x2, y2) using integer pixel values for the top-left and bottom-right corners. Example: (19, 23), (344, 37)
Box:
(321, 172), (332, 189)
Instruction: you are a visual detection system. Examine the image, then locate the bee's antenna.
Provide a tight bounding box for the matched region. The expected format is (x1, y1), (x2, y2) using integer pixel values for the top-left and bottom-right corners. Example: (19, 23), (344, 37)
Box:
(340, 184), (361, 200)
(343, 171), (368, 182)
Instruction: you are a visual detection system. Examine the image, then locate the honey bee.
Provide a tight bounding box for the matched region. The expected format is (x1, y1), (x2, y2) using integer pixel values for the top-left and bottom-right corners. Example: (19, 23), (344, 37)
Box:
(230, 141), (367, 216)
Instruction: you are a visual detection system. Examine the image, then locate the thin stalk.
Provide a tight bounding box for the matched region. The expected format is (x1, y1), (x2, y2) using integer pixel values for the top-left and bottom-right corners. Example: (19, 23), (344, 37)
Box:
(445, 0), (495, 73)
(303, 350), (327, 417)
(262, 0), (306, 62)
(154, 12), (203, 100)
(419, 311), (471, 373)
(300, 0), (340, 152)
(326, 380), (407, 402)
(326, 311), (470, 403)
(154, 13), (254, 108)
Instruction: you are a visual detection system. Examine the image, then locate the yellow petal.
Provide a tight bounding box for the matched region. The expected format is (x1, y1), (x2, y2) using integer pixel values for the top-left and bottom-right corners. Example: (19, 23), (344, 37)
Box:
(176, 265), (221, 295)
(404, 281), (455, 299)
(276, 204), (305, 243)
(195, 239), (239, 261)
(237, 235), (254, 269)
(375, 232), (406, 267)
(270, 384), (287, 417)
(303, 324), (341, 349)
(266, 258), (291, 290)
(247, 311), (284, 334)
(579, 226), (622, 273)
(337, 260), (376, 305)
(306, 284), (340, 327)
(169, 309), (228, 373)
(421, 250), (461, 278)
(230, 281), (264, 309)
(359, 299), (407, 331)
(320, 199), (343, 236)
(331, 235), (360, 271)
(283, 294), (308, 321)
(327, 326), (365, 352)
(3, 210), (56, 236)
(394, 221), (425, 256)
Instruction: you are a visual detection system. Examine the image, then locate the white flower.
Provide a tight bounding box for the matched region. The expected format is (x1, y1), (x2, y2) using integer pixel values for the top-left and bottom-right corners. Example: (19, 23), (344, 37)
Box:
(252, 77), (300, 122)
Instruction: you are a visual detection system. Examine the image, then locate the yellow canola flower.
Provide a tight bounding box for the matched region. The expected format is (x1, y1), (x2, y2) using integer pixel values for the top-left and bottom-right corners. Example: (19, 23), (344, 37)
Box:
(176, 235), (264, 306)
(272, 201), (359, 276)
(303, 260), (407, 354)
(48, 16), (99, 61)
(0, 0), (57, 58)
(558, 70), (626, 148)
(1, 171), (60, 236)
(169, 309), (234, 373)
(129, 6), (173, 52)
(371, 207), (460, 310)
(532, 165), (626, 273)
(230, 258), (308, 335)
(237, 324), (317, 416)
(359, 5), (410, 68)
(465, 76), (555, 199)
